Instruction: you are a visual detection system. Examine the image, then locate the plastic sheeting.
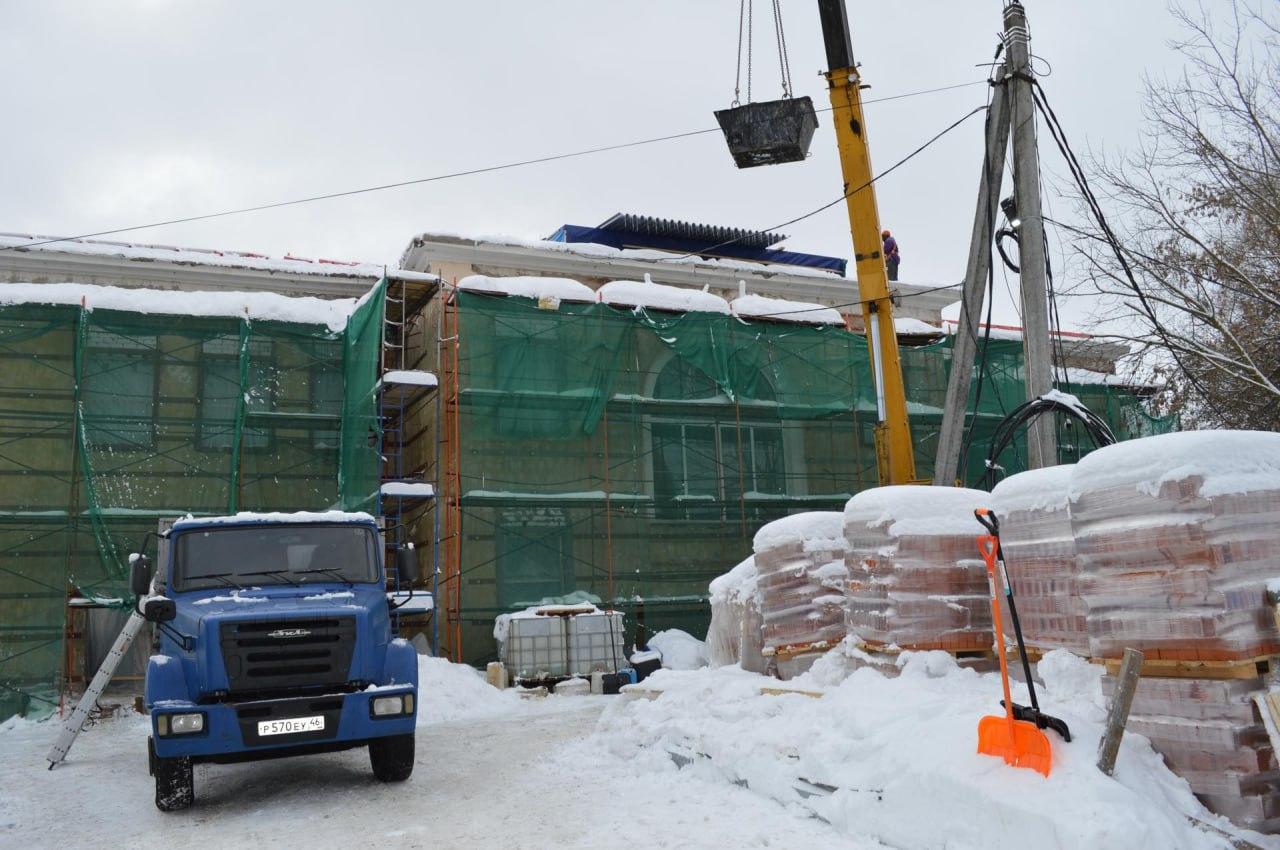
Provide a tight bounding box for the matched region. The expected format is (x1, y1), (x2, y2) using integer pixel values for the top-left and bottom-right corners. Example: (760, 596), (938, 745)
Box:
(1071, 433), (1280, 661)
(992, 465), (1088, 655)
(844, 486), (994, 652)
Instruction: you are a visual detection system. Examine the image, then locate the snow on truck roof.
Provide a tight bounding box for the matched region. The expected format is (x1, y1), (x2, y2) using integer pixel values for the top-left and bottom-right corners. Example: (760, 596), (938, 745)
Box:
(171, 510), (377, 531)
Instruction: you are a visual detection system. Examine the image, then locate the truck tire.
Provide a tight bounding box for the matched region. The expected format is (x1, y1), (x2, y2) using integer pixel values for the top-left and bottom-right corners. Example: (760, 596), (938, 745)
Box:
(154, 755), (194, 811)
(369, 733), (415, 782)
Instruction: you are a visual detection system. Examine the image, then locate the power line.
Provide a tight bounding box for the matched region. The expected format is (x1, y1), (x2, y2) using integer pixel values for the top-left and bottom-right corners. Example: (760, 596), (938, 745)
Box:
(2, 80), (988, 254)
(667, 102), (989, 261)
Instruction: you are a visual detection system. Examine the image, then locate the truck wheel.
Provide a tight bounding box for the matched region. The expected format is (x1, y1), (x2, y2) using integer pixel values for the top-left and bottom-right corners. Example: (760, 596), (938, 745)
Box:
(154, 755), (194, 811)
(369, 733), (415, 782)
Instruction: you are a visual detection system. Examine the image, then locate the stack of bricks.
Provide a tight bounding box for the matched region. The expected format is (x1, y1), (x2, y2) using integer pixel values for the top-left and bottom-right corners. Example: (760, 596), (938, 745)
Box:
(844, 486), (993, 654)
(1071, 431), (1280, 831)
(1104, 675), (1280, 832)
(992, 464), (1088, 656)
(752, 512), (848, 679)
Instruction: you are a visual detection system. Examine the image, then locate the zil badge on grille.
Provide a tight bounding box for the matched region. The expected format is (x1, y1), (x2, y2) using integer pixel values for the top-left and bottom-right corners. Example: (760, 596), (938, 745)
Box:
(267, 628), (312, 639)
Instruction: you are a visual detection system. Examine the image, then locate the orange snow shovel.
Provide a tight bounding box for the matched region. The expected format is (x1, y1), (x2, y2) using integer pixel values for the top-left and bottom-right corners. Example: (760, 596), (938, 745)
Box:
(975, 532), (1053, 777)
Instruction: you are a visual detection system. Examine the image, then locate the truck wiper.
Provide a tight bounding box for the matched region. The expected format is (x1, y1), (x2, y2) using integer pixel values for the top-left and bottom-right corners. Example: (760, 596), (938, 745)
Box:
(295, 567), (354, 588)
(199, 573), (247, 591)
(237, 569), (301, 587)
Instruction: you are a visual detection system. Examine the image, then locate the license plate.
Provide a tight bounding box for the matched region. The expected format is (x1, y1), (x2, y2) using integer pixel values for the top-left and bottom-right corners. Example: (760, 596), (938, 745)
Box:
(257, 715), (325, 737)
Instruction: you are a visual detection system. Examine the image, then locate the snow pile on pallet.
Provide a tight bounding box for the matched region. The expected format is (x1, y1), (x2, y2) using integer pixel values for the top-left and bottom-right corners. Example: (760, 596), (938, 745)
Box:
(602, 647), (1266, 850)
(415, 655), (521, 725)
(706, 555), (765, 671)
(844, 485), (993, 653)
(647, 629), (709, 670)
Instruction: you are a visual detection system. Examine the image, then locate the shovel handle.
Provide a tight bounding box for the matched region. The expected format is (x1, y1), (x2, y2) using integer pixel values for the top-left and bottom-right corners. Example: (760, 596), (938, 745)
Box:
(978, 534), (1017, 728)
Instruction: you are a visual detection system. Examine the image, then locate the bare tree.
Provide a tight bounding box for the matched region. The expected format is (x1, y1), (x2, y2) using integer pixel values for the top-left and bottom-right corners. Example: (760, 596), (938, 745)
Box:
(1071, 1), (1279, 429)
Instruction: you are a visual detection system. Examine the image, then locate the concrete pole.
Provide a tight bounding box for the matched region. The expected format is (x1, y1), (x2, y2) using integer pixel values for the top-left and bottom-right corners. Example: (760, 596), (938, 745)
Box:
(932, 67), (1011, 486)
(1004, 1), (1057, 469)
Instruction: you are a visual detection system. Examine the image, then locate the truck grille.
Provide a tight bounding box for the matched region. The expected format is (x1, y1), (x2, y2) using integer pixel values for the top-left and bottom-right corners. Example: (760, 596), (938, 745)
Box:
(219, 617), (356, 695)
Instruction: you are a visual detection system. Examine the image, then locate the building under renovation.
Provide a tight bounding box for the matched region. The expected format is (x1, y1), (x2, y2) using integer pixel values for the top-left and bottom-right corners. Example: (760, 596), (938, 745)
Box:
(395, 215), (1175, 664)
(0, 218), (1175, 717)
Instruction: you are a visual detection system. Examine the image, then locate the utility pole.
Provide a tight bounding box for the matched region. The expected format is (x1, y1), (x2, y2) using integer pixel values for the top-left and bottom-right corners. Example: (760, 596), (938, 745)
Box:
(1004, 1), (1057, 469)
(932, 66), (1011, 486)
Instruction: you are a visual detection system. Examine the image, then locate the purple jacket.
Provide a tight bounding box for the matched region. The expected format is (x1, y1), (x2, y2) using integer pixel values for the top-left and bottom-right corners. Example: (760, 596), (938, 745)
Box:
(883, 236), (900, 260)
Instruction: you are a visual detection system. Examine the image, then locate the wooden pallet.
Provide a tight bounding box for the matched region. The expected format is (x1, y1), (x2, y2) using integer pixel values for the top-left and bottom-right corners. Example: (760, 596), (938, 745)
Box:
(852, 637), (994, 661)
(1091, 654), (1277, 681)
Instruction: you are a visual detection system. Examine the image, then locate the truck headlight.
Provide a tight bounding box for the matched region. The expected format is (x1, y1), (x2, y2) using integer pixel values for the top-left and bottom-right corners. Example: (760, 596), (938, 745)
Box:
(371, 695), (410, 717)
(158, 712), (204, 736)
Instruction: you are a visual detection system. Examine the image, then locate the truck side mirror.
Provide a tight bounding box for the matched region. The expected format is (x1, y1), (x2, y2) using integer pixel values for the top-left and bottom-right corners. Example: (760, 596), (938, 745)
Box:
(143, 596), (176, 623)
(396, 546), (419, 586)
(130, 554), (153, 597)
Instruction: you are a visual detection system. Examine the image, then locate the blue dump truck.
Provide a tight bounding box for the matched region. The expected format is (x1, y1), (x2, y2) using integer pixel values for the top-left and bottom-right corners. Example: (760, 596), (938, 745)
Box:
(130, 511), (420, 811)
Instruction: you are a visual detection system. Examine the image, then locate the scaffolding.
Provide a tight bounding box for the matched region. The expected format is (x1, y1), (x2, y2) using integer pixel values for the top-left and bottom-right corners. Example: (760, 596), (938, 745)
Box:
(434, 290), (1177, 664)
(0, 283), (387, 722)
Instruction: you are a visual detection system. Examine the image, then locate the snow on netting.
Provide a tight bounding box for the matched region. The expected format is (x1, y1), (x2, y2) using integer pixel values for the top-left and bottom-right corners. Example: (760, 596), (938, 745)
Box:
(0, 282), (386, 722)
(1069, 430), (1280, 661)
(751, 512), (846, 666)
(1105, 674), (1280, 832)
(991, 464), (1087, 654)
(844, 486), (993, 652)
(447, 288), (1173, 664)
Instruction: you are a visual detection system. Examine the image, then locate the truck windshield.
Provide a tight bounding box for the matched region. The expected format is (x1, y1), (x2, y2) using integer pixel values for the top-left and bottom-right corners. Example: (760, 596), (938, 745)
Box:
(173, 524), (379, 592)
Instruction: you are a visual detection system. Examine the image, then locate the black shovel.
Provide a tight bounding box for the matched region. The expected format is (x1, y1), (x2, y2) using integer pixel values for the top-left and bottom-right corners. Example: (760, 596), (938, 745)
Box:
(975, 508), (1072, 743)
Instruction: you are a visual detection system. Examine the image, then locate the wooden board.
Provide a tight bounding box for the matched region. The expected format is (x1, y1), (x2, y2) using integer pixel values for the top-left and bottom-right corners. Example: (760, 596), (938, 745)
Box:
(1091, 654), (1275, 681)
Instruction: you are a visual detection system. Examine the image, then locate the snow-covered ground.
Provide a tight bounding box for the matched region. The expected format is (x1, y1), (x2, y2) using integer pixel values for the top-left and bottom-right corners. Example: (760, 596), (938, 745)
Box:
(0, 657), (869, 849)
(2, 652), (1274, 849)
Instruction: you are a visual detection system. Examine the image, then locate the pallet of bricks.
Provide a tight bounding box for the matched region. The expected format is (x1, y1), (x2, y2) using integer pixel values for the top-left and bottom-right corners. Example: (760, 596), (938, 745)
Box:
(991, 464), (1088, 658)
(752, 513), (848, 680)
(844, 486), (994, 672)
(1069, 431), (1280, 833)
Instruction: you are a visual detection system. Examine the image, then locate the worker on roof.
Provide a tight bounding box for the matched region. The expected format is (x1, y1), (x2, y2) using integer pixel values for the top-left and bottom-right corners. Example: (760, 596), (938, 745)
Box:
(882, 229), (901, 282)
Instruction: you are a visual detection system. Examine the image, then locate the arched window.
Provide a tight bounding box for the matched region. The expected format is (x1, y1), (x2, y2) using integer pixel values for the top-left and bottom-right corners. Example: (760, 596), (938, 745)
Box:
(650, 357), (786, 520)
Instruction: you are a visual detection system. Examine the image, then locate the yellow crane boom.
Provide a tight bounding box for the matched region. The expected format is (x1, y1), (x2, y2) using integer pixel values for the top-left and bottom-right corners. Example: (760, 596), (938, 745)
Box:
(817, 0), (917, 485)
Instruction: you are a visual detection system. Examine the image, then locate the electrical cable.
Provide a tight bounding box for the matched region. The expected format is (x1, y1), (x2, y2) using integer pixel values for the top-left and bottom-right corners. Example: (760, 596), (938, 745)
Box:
(665, 103), (989, 261)
(982, 394), (1116, 489)
(1028, 80), (1225, 420)
(1, 80), (990, 255)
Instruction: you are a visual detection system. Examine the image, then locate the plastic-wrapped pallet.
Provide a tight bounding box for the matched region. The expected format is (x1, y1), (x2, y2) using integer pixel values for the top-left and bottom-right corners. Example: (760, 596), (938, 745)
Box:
(752, 512), (848, 669)
(844, 486), (992, 652)
(992, 465), (1088, 655)
(1102, 674), (1280, 832)
(706, 556), (766, 673)
(1070, 430), (1280, 661)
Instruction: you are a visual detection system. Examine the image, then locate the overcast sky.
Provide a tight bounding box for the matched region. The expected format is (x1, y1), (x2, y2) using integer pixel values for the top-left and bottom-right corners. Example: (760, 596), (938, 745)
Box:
(0, 1), (1223, 328)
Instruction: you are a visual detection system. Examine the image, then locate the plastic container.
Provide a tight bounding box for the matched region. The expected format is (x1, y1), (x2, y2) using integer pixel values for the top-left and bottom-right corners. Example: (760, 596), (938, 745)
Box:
(566, 611), (627, 676)
(844, 486), (992, 652)
(503, 615), (569, 680)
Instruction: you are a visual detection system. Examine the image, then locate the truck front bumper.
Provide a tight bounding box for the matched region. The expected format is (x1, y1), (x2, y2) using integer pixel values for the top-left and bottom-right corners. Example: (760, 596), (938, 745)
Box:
(151, 686), (416, 761)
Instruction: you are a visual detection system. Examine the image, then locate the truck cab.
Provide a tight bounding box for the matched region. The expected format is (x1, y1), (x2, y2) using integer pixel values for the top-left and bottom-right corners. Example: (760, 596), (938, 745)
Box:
(135, 511), (420, 811)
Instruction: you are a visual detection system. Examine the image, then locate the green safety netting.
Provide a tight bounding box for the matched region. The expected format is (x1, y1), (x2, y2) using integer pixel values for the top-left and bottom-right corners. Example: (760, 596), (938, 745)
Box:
(451, 292), (1176, 664)
(0, 281), (385, 722)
